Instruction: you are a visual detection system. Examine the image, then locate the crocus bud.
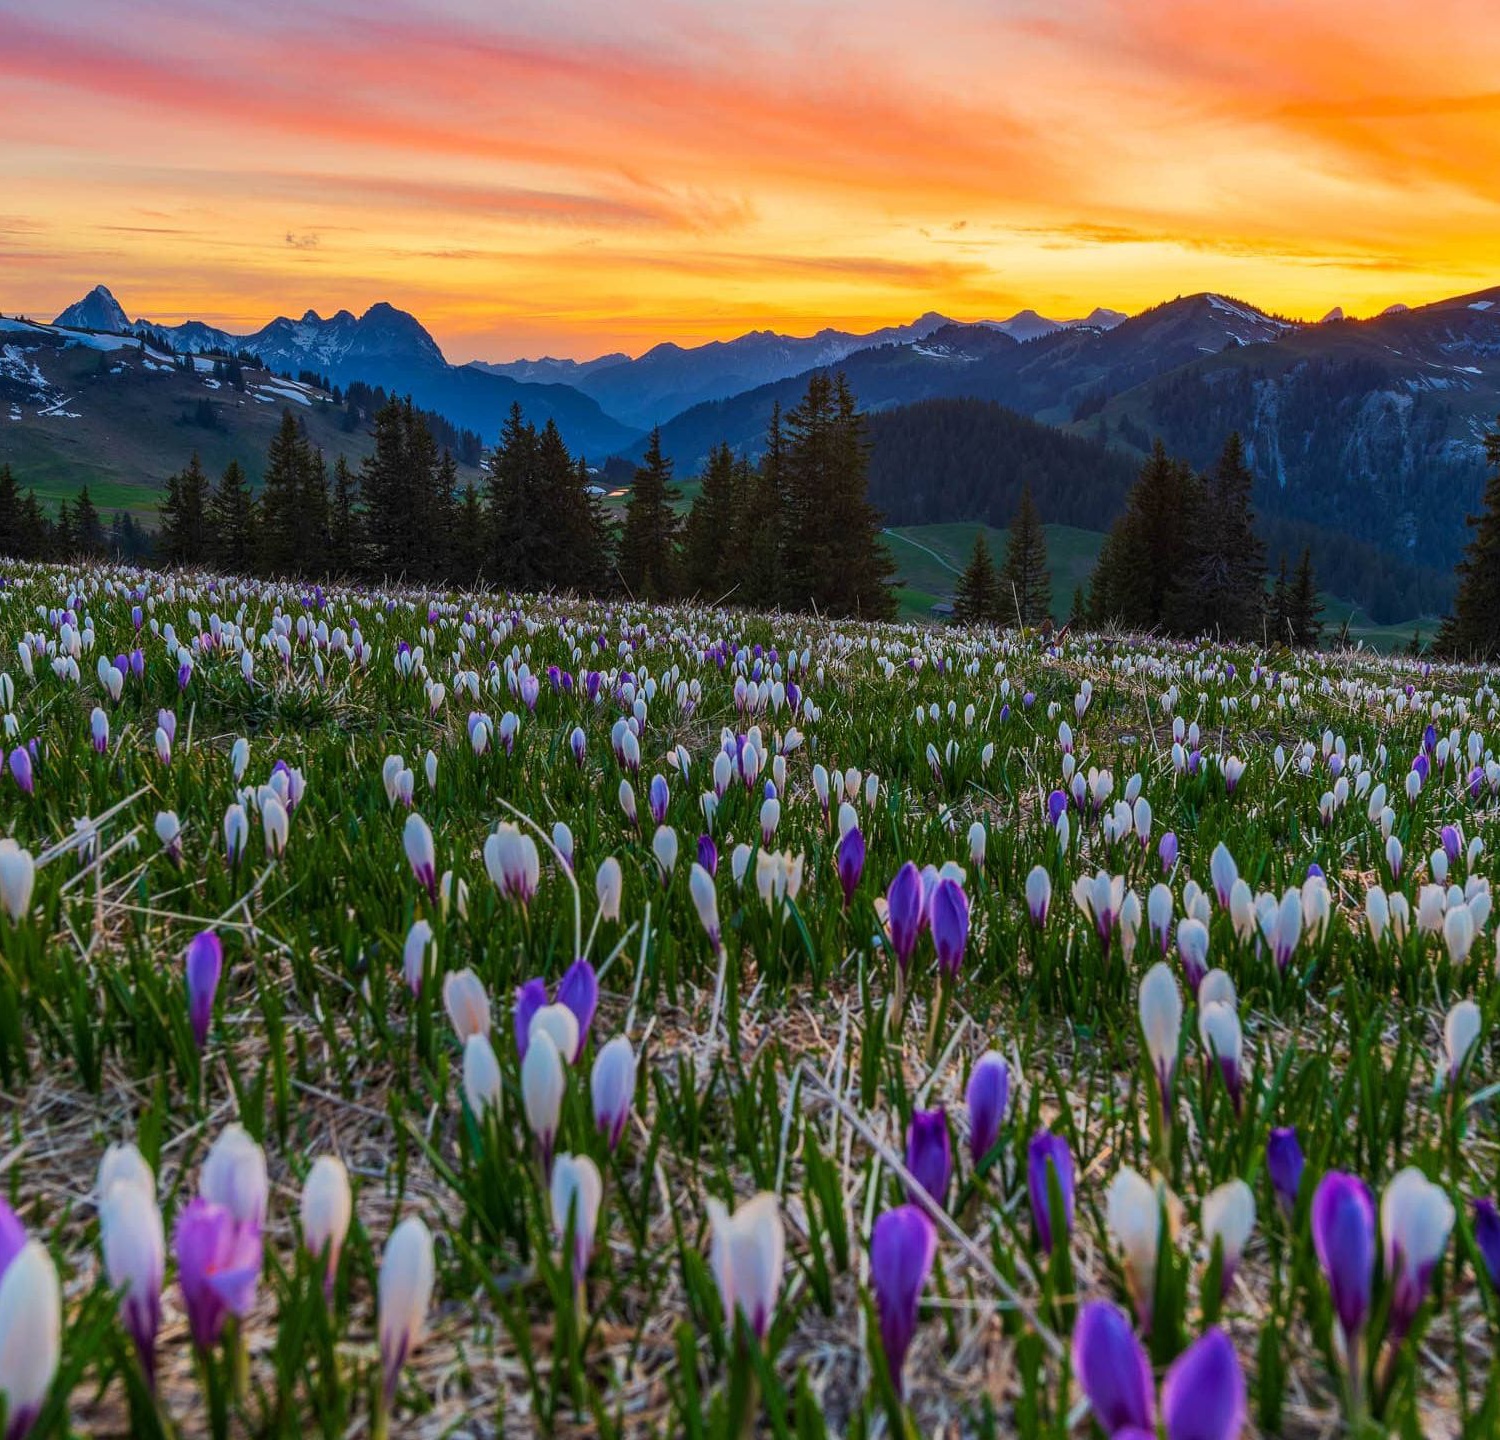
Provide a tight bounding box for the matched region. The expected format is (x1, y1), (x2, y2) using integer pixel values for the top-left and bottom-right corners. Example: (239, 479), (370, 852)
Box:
(836, 826), (865, 909)
(905, 1108), (952, 1209)
(1027, 1131), (1075, 1254)
(100, 1180), (165, 1386)
(1380, 1167), (1454, 1340)
(1472, 1199), (1500, 1289)
(377, 1217), (434, 1408)
(1106, 1167), (1161, 1327)
(1266, 1128), (1304, 1218)
(929, 879), (969, 980)
(403, 813), (437, 901)
(1161, 1327), (1247, 1440)
(1444, 999), (1481, 1083)
(870, 1205), (937, 1398)
(1311, 1171), (1376, 1348)
(706, 1192), (784, 1341)
(8, 747), (33, 797)
(965, 1052), (1009, 1168)
(0, 1239), (62, 1437)
(402, 919), (434, 995)
(1209, 843), (1237, 908)
(0, 839), (37, 923)
(556, 958), (598, 1055)
(463, 1033), (503, 1119)
(1202, 1179), (1255, 1295)
(300, 1156), (352, 1300)
(550, 1153), (603, 1288)
(1072, 1301), (1154, 1435)
(1138, 961), (1182, 1115)
(184, 929), (224, 1051)
(689, 862), (720, 948)
(442, 969), (490, 1041)
(968, 820), (986, 870)
(223, 803), (248, 866)
(1199, 1002), (1243, 1110)
(1024, 864), (1051, 926)
(522, 1029), (566, 1178)
(1176, 917), (1209, 996)
(591, 1035), (637, 1150)
(886, 862), (924, 971)
(200, 1124), (269, 1227)
(595, 856), (623, 921)
(174, 1198), (262, 1352)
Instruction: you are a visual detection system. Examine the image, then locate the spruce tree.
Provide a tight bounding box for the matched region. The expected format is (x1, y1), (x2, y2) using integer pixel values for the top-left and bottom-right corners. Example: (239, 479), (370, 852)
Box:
(825, 374), (897, 620)
(1435, 417), (1500, 660)
(159, 454), (211, 565)
(1288, 548), (1323, 647)
(997, 485), (1050, 626)
(738, 404), (786, 610)
(18, 491), (49, 560)
(450, 483), (487, 587)
(208, 460), (256, 572)
(1183, 432), (1265, 639)
(0, 465), (20, 558)
(72, 486), (104, 555)
(682, 443), (739, 599)
(1092, 440), (1200, 630)
(296, 443), (331, 574)
(487, 403), (546, 588)
(259, 410), (306, 575)
(952, 531), (999, 625)
(617, 427), (680, 599)
(1268, 557), (1292, 645)
(1069, 585), (1087, 628)
(327, 456), (362, 576)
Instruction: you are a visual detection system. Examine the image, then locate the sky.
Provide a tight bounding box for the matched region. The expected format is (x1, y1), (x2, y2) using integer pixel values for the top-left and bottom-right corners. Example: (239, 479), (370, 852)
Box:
(2, 0), (1498, 363)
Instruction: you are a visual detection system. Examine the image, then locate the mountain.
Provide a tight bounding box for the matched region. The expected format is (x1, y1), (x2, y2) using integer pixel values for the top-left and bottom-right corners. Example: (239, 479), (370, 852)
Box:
(0, 315), (480, 512)
(475, 307), (1125, 428)
(53, 285), (131, 334)
(40, 287), (641, 457)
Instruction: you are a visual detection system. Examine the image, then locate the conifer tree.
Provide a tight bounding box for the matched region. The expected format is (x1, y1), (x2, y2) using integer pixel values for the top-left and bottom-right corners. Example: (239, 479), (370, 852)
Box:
(159, 454), (211, 565)
(296, 443), (331, 574)
(327, 456), (362, 575)
(952, 531), (1000, 625)
(1288, 547), (1323, 647)
(208, 460), (256, 572)
(617, 426), (680, 599)
(54, 499), (73, 559)
(1268, 557), (1292, 644)
(1435, 416), (1500, 660)
(72, 486), (104, 556)
(682, 443), (739, 599)
(997, 485), (1050, 626)
(1181, 432), (1265, 639)
(259, 410), (306, 575)
(487, 403), (546, 587)
(17, 491), (49, 560)
(0, 465), (20, 557)
(1069, 585), (1087, 628)
(450, 482), (487, 587)
(738, 404), (787, 610)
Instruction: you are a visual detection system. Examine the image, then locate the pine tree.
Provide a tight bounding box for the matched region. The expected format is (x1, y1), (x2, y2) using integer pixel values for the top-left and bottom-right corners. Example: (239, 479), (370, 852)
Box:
(72, 486), (104, 556)
(682, 443), (739, 599)
(1181, 432), (1265, 639)
(738, 404), (786, 610)
(259, 410), (306, 575)
(208, 460), (256, 572)
(1069, 585), (1087, 628)
(1091, 440), (1200, 630)
(327, 456), (362, 575)
(0, 465), (20, 558)
(487, 403), (546, 587)
(825, 374), (897, 620)
(1435, 416), (1500, 660)
(450, 483), (487, 587)
(997, 485), (1050, 626)
(952, 531), (1000, 625)
(1288, 547), (1323, 647)
(53, 499), (74, 559)
(617, 426), (680, 599)
(1268, 557), (1292, 644)
(159, 454), (211, 565)
(296, 443), (331, 574)
(17, 491), (49, 560)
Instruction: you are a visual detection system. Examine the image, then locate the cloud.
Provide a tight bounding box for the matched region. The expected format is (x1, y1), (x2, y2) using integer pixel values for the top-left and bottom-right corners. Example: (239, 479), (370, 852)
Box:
(284, 231), (320, 250)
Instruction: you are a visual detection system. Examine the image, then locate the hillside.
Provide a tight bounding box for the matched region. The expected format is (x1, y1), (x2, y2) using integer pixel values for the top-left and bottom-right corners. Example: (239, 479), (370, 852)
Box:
(0, 319), (481, 516)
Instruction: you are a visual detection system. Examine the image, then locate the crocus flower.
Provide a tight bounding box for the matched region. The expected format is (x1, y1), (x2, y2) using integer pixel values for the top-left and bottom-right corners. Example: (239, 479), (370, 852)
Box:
(1158, 831), (1179, 874)
(1209, 843), (1237, 908)
(591, 1035), (637, 1150)
(377, 1217), (434, 1408)
(1106, 1168), (1161, 1328)
(403, 812), (437, 901)
(300, 1156), (352, 1301)
(402, 920), (433, 994)
(905, 1109), (952, 1208)
(0, 1239), (62, 1440)
(697, 833), (718, 877)
(929, 878), (969, 980)
(1176, 917), (1209, 996)
(1160, 1327), (1247, 1440)
(596, 857), (623, 921)
(886, 862), (924, 971)
(442, 969), (490, 1042)
(1472, 1199), (1500, 1289)
(90, 705), (109, 753)
(1071, 1301), (1154, 1435)
(550, 1153), (603, 1288)
(174, 1198), (263, 1352)
(1199, 1002), (1243, 1110)
(1266, 1128), (1304, 1218)
(1138, 961), (1182, 1115)
(1027, 1131), (1075, 1254)
(837, 826), (865, 909)
(870, 1205), (937, 1398)
(100, 1179), (164, 1386)
(1380, 1167), (1454, 1341)
(522, 1029), (566, 1178)
(7, 747), (32, 797)
(1202, 1179), (1255, 1295)
(514, 958), (597, 1062)
(462, 1033), (503, 1118)
(1311, 1172), (1376, 1349)
(1444, 999), (1481, 1083)
(707, 1192), (784, 1342)
(966, 1052), (1009, 1168)
(689, 862), (720, 947)
(1025, 865), (1051, 925)
(201, 1124), (269, 1227)
(185, 930), (223, 1050)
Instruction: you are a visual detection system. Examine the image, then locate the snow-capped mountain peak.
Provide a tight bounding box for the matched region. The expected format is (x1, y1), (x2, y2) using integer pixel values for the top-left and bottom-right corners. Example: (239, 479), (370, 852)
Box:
(53, 285), (130, 334)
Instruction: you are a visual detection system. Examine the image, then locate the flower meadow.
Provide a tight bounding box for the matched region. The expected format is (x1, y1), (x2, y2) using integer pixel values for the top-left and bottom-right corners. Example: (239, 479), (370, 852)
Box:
(0, 561), (1499, 1439)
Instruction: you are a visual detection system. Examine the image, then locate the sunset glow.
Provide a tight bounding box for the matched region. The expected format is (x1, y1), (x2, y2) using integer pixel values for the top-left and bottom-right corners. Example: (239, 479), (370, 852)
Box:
(3, 0), (1498, 361)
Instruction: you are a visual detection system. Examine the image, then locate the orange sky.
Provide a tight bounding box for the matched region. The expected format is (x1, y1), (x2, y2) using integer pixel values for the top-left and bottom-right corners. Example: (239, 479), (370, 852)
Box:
(2, 0), (1498, 361)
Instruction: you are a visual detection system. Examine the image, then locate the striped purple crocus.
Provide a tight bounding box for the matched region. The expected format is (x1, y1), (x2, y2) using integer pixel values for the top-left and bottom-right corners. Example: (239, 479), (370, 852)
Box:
(870, 1205), (937, 1399)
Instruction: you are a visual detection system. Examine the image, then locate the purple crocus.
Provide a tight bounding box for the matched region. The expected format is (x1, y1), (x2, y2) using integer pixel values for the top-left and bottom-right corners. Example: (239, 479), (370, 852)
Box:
(1473, 1199), (1500, 1289)
(965, 1053), (1009, 1168)
(7, 747), (33, 796)
(1311, 1171), (1376, 1348)
(1440, 825), (1462, 864)
(1266, 1128), (1304, 1218)
(837, 826), (865, 909)
(1158, 831), (1179, 874)
(514, 958), (597, 1062)
(929, 879), (969, 980)
(648, 774), (670, 826)
(697, 833), (718, 877)
(185, 931), (224, 1051)
(905, 1108), (951, 1209)
(1047, 789), (1069, 827)
(1160, 1327), (1247, 1440)
(1027, 1131), (1075, 1254)
(886, 862), (924, 972)
(1071, 1301), (1154, 1435)
(870, 1205), (937, 1399)
(0, 1197), (24, 1276)
(173, 1198), (263, 1353)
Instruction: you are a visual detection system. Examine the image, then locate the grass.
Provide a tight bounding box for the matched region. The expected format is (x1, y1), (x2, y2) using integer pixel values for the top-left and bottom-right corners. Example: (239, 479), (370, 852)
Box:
(0, 557), (1496, 1439)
